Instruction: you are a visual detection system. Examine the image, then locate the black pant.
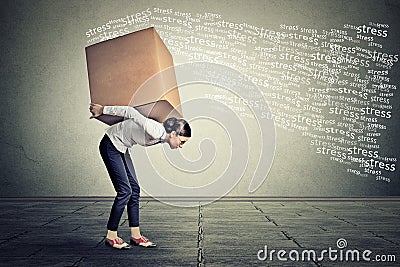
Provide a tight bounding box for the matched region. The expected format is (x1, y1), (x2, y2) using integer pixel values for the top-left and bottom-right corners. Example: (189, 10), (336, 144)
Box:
(99, 135), (140, 231)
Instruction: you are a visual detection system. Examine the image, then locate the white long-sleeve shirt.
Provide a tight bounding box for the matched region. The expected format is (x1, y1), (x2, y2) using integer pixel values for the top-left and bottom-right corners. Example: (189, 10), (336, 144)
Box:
(103, 106), (166, 153)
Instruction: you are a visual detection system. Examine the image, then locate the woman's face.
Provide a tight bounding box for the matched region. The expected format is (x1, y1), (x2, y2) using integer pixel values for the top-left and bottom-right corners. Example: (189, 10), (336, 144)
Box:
(169, 131), (190, 149)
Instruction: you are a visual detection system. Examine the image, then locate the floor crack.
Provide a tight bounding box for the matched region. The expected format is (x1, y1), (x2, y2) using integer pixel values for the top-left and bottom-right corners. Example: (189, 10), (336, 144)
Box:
(0, 230), (31, 247)
(95, 236), (106, 248)
(71, 226), (81, 232)
(140, 201), (150, 209)
(311, 205), (357, 226)
(281, 230), (303, 248)
(72, 256), (86, 266)
(28, 247), (44, 257)
(251, 201), (279, 226)
(197, 203), (204, 267)
(41, 215), (64, 226)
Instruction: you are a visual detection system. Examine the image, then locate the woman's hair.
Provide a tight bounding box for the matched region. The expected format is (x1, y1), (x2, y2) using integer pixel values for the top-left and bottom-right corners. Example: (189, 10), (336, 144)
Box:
(163, 117), (191, 137)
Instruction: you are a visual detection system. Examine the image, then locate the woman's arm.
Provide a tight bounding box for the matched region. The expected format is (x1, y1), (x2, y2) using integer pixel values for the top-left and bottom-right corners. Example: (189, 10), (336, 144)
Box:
(89, 103), (165, 140)
(90, 103), (143, 120)
(103, 105), (146, 121)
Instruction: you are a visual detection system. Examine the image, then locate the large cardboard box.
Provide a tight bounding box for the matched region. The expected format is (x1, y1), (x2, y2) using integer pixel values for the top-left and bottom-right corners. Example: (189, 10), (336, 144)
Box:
(85, 27), (182, 125)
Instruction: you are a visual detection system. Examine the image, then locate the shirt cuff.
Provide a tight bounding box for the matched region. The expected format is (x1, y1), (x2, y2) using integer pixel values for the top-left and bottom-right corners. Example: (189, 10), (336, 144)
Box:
(103, 106), (112, 115)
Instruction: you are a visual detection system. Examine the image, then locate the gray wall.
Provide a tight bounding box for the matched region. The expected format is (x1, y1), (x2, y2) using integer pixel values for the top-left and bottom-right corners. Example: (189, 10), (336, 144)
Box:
(0, 0), (399, 197)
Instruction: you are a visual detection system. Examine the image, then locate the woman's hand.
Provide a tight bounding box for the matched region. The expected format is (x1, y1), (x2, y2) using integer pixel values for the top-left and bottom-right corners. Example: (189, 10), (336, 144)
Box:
(89, 103), (104, 119)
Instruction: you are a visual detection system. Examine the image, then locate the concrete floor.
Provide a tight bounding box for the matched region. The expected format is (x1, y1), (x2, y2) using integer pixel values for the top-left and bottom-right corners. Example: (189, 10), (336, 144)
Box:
(0, 200), (399, 266)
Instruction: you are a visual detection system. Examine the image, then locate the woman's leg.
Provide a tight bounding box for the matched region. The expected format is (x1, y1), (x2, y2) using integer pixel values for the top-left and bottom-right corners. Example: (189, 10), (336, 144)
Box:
(99, 135), (132, 233)
(123, 150), (156, 247)
(122, 150), (141, 234)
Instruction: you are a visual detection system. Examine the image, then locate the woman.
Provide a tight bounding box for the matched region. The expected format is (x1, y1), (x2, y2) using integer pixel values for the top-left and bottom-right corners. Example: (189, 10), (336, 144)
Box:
(89, 103), (191, 249)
